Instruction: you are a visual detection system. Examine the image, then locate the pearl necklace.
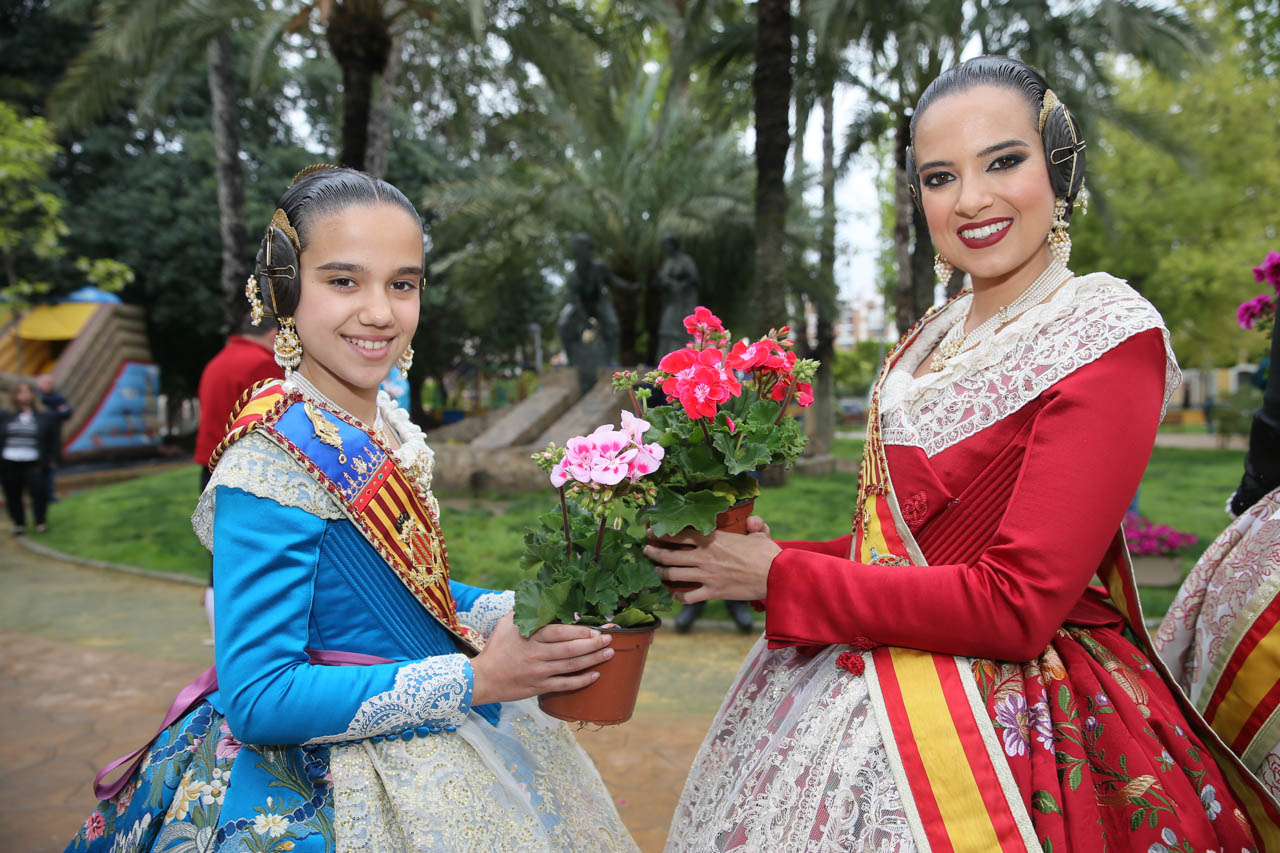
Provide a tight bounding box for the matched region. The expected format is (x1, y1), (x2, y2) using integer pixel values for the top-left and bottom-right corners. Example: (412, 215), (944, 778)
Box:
(930, 260), (1072, 372)
(285, 372), (389, 441)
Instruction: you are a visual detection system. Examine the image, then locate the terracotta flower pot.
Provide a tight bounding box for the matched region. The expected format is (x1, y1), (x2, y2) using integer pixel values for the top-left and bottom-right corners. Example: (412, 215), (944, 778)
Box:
(662, 497), (756, 592)
(538, 619), (659, 726)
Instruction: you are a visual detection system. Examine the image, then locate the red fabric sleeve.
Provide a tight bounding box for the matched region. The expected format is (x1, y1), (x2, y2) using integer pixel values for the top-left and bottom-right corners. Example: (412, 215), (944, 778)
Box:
(764, 330), (1167, 661)
(775, 536), (853, 557)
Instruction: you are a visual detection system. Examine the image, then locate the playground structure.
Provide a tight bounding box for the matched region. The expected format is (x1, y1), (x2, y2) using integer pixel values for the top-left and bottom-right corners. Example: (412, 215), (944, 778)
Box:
(0, 290), (160, 460)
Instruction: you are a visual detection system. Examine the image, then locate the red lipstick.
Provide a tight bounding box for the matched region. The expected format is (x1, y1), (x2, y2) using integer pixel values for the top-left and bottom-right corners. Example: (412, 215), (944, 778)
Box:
(956, 217), (1012, 249)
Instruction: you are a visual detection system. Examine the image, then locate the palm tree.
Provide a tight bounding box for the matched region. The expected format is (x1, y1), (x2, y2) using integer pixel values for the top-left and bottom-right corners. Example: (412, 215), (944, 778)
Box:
(50, 0), (260, 329)
(753, 0), (793, 333)
(423, 69), (754, 365)
(812, 0), (1204, 330)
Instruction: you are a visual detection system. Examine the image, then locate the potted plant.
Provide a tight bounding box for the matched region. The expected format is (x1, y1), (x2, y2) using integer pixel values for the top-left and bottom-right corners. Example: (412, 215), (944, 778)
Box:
(514, 415), (672, 725)
(1123, 513), (1198, 587)
(612, 306), (818, 587)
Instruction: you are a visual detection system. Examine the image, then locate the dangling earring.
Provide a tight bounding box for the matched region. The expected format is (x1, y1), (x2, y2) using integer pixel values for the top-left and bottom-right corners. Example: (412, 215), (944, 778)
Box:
(397, 344), (414, 373)
(275, 317), (303, 375)
(244, 275), (265, 326)
(1048, 197), (1071, 266)
(934, 253), (954, 286)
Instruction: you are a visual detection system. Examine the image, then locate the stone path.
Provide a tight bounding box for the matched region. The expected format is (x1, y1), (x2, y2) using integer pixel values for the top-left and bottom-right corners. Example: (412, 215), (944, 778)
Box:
(0, 535), (758, 853)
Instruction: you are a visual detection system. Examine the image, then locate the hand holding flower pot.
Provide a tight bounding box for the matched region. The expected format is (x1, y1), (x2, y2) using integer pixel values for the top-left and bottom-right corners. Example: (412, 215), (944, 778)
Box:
(514, 417), (671, 725)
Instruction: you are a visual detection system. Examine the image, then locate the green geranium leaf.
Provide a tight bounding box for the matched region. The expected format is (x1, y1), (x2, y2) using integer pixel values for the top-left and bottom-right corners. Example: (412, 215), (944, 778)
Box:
(641, 487), (731, 537)
(611, 607), (656, 628)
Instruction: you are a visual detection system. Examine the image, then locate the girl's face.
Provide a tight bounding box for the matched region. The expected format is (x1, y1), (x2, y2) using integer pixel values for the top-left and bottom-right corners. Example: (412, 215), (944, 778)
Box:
(293, 202), (423, 406)
(913, 85), (1056, 287)
(13, 384), (34, 409)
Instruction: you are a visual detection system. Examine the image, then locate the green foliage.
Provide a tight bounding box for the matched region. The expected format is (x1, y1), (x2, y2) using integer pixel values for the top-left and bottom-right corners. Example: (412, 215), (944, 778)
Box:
(513, 501), (670, 636)
(1213, 387), (1263, 440)
(0, 102), (66, 302)
(1072, 18), (1280, 367)
(831, 341), (882, 397)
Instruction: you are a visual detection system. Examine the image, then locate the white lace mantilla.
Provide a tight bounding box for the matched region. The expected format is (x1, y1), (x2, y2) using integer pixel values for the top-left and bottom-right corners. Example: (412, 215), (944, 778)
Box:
(191, 390), (441, 549)
(879, 273), (1181, 458)
(305, 654), (471, 746)
(457, 591), (514, 638)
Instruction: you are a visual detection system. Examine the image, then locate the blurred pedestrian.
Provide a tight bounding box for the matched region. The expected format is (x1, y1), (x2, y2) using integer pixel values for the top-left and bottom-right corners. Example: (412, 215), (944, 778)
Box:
(34, 373), (72, 502)
(193, 321), (282, 631)
(1, 381), (59, 534)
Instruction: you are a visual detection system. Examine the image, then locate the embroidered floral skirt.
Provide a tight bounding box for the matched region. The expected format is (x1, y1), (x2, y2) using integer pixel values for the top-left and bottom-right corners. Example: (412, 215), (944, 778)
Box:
(67, 698), (636, 852)
(666, 625), (1258, 852)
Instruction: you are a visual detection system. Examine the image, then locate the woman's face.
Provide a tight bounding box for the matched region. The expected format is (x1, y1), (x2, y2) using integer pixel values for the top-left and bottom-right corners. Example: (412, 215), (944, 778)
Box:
(13, 384), (34, 409)
(913, 85), (1056, 286)
(292, 202), (423, 402)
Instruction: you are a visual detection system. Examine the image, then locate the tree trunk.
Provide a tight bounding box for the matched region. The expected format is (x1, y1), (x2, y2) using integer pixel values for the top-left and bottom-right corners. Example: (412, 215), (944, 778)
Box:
(752, 0), (792, 334)
(207, 32), (247, 332)
(809, 80), (837, 457)
(365, 29), (404, 179)
(892, 115), (915, 333)
(328, 1), (393, 171)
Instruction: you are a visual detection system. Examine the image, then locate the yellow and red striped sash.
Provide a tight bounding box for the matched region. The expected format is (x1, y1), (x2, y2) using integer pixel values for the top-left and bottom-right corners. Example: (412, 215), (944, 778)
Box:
(209, 381), (482, 653)
(855, 300), (1039, 852)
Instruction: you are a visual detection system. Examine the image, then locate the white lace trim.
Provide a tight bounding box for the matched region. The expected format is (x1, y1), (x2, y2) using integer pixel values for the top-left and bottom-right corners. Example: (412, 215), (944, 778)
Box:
(880, 273), (1181, 458)
(305, 655), (472, 746)
(192, 431), (344, 551)
(457, 591), (514, 638)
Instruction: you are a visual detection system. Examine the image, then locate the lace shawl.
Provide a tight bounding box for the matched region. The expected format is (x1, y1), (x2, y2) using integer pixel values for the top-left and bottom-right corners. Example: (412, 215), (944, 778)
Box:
(880, 273), (1181, 458)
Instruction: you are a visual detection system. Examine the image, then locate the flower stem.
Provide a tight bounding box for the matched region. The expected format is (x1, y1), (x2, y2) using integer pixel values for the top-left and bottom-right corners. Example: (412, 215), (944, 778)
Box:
(559, 486), (573, 560)
(593, 515), (607, 562)
(699, 418), (716, 450)
(773, 381), (797, 425)
(628, 387), (641, 416)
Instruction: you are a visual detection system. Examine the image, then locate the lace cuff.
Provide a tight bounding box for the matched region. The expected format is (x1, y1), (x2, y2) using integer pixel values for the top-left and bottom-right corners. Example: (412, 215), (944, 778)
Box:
(457, 591), (514, 638)
(304, 655), (473, 746)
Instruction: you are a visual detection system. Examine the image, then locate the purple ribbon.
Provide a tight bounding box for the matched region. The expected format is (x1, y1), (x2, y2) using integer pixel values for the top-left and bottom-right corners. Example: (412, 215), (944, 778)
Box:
(92, 649), (394, 802)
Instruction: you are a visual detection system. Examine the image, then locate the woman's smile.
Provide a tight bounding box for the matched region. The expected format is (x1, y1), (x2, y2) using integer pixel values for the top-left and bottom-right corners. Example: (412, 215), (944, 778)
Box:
(957, 217), (1012, 248)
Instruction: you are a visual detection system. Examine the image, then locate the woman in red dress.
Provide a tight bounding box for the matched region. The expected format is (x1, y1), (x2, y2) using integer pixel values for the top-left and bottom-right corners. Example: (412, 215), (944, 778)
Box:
(651, 56), (1280, 852)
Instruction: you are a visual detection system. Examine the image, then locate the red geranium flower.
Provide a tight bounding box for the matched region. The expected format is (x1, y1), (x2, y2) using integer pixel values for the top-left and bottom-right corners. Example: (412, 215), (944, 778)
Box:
(683, 306), (725, 340)
(771, 379), (814, 408)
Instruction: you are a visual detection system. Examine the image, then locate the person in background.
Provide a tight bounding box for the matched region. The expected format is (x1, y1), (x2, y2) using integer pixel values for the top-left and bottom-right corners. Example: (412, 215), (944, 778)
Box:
(1, 381), (59, 534)
(193, 319), (282, 632)
(35, 374), (72, 502)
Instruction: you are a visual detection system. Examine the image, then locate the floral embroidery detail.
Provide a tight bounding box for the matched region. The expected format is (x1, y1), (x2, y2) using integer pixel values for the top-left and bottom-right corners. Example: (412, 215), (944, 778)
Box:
(900, 490), (928, 531)
(880, 273), (1180, 458)
(215, 721), (242, 761)
(995, 693), (1034, 757)
(456, 590), (514, 638)
(82, 812), (105, 841)
(304, 655), (471, 745)
(253, 812), (290, 837)
(1201, 784), (1222, 821)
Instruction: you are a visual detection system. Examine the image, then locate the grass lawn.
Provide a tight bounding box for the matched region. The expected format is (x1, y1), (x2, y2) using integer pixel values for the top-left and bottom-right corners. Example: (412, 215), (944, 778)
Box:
(30, 442), (1244, 620)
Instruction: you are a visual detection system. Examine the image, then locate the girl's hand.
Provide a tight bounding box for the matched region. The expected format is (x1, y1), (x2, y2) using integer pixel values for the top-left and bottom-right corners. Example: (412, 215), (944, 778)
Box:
(643, 518), (781, 604)
(470, 614), (613, 706)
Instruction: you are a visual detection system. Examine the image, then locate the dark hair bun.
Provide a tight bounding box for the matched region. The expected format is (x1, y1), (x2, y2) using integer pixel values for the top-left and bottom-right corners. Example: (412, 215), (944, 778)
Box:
(251, 224), (301, 320)
(1041, 103), (1086, 222)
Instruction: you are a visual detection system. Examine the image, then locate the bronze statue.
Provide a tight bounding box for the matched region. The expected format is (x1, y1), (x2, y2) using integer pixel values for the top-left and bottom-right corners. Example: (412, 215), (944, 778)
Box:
(557, 233), (635, 371)
(654, 234), (700, 358)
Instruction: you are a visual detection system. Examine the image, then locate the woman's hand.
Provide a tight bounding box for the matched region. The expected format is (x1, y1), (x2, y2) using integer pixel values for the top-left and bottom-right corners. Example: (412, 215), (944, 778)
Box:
(643, 515), (781, 604)
(470, 614), (613, 706)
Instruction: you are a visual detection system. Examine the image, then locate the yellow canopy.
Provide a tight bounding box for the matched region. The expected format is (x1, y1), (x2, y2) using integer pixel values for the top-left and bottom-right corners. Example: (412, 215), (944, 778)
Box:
(17, 303), (99, 341)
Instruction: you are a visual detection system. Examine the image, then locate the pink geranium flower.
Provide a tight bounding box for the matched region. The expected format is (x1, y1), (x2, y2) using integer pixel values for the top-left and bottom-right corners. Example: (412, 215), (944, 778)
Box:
(1237, 293), (1274, 330)
(683, 306), (725, 344)
(1253, 250), (1280, 289)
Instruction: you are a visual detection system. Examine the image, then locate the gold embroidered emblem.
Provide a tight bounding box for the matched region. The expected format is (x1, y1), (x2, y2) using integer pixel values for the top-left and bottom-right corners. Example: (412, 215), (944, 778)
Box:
(304, 402), (346, 463)
(395, 511), (445, 585)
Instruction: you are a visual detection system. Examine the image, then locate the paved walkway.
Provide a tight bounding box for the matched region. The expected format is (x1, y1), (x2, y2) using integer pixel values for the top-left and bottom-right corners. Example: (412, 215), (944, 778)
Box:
(0, 535), (757, 852)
